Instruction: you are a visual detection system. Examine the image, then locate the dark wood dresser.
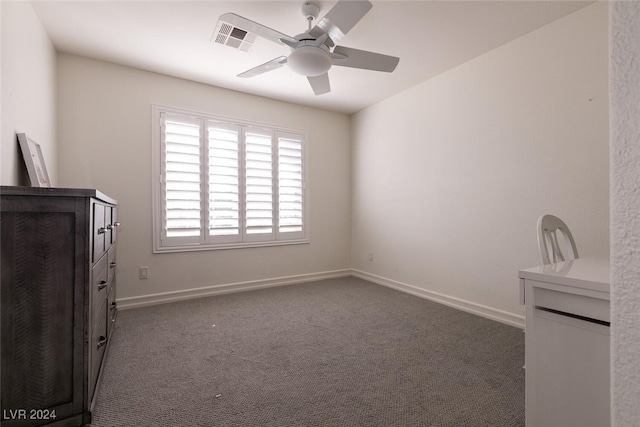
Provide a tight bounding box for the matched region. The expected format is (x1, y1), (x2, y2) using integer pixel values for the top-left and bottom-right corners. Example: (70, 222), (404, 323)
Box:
(1, 186), (119, 426)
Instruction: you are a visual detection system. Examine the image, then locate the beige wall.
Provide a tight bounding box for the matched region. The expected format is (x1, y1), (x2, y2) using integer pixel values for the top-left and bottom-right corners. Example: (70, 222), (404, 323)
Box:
(57, 54), (351, 301)
(3, 1), (611, 324)
(350, 2), (609, 324)
(1, 1), (57, 186)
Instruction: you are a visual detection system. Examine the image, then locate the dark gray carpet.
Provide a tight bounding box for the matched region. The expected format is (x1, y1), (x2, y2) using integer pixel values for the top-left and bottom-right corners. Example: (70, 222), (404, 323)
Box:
(90, 277), (524, 426)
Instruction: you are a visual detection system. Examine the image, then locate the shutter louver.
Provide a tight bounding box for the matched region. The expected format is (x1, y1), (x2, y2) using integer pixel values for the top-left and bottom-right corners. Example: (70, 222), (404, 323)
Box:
(278, 135), (304, 234)
(245, 130), (273, 235)
(208, 125), (240, 237)
(164, 119), (202, 238)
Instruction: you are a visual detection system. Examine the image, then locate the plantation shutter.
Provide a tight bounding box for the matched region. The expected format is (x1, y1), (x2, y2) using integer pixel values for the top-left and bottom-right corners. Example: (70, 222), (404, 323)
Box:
(245, 128), (275, 241)
(161, 113), (203, 245)
(277, 132), (305, 239)
(207, 122), (241, 243)
(154, 105), (308, 252)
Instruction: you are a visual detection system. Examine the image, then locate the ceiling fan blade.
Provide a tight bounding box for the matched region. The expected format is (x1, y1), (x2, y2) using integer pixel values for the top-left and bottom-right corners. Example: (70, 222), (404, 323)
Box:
(238, 56), (288, 78)
(307, 73), (331, 95)
(219, 13), (296, 46)
(332, 46), (399, 72)
(279, 38), (298, 49)
(309, 0), (372, 47)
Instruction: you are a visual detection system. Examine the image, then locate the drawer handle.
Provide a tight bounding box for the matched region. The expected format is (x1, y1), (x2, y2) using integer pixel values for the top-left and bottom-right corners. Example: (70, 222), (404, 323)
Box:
(110, 262), (116, 268)
(98, 280), (108, 290)
(97, 336), (107, 349)
(97, 227), (108, 234)
(535, 305), (610, 327)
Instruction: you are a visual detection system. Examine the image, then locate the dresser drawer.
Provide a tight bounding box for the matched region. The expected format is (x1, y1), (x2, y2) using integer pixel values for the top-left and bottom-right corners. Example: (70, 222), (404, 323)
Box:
(534, 286), (609, 324)
(93, 203), (119, 264)
(90, 302), (108, 400)
(93, 203), (106, 262)
(108, 287), (117, 337)
(107, 245), (117, 283)
(91, 254), (109, 321)
(108, 206), (118, 245)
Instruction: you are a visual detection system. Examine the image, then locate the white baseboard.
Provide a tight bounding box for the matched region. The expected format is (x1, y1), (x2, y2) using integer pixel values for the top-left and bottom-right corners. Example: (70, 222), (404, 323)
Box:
(117, 268), (525, 329)
(117, 269), (352, 310)
(351, 269), (525, 329)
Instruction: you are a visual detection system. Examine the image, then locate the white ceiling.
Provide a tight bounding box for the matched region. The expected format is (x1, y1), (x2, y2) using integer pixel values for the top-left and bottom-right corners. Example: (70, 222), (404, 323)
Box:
(32, 0), (593, 114)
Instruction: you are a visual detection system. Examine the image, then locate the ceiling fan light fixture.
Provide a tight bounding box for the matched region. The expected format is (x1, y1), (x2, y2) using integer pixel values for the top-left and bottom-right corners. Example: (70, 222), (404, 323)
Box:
(218, 0), (399, 95)
(287, 46), (332, 77)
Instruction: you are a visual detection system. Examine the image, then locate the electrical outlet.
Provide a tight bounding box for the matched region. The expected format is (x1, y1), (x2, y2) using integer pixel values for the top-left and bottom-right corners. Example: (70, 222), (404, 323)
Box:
(139, 267), (149, 280)
(368, 252), (374, 262)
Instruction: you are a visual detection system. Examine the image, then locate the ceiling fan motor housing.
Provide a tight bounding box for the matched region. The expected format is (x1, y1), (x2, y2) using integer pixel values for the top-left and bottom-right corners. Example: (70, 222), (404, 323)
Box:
(287, 41), (332, 77)
(301, 2), (320, 21)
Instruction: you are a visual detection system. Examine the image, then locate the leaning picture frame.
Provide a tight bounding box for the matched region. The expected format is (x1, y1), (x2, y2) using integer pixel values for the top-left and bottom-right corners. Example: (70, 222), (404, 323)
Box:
(17, 133), (51, 187)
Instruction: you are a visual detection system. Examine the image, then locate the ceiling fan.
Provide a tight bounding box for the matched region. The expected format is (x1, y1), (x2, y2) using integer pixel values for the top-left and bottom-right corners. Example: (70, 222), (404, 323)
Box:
(213, 0), (400, 95)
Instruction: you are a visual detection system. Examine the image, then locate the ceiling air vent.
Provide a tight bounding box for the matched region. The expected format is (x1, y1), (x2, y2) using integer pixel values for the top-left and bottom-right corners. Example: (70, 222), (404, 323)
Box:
(212, 22), (257, 52)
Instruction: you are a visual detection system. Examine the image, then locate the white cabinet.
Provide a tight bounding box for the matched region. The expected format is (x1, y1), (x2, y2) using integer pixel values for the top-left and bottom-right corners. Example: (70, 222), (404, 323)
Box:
(519, 258), (610, 427)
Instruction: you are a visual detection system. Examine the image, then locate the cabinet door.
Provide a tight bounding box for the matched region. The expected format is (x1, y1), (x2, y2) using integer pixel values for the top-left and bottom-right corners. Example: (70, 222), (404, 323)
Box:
(1, 207), (84, 426)
(531, 308), (610, 427)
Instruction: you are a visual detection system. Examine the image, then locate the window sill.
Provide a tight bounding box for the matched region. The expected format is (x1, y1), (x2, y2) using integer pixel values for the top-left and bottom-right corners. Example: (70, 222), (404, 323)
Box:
(153, 238), (310, 254)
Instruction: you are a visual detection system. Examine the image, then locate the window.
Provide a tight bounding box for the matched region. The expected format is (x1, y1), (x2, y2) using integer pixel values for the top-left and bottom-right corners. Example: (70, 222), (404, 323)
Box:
(152, 106), (308, 252)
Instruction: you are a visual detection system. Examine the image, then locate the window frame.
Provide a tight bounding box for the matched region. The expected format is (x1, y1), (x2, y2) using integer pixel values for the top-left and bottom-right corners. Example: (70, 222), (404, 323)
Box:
(152, 105), (309, 253)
